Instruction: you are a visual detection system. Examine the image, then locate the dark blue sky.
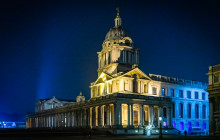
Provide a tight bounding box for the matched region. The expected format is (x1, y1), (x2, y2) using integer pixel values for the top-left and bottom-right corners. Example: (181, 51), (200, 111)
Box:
(0, 0), (220, 121)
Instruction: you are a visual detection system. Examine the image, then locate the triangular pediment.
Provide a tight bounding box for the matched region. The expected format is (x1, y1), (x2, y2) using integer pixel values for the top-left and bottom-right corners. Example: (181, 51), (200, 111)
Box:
(93, 72), (113, 85)
(120, 68), (152, 80)
(46, 97), (61, 104)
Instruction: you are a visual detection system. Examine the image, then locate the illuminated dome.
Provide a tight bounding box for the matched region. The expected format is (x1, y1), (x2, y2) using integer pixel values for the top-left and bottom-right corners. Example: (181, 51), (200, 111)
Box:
(104, 26), (128, 42)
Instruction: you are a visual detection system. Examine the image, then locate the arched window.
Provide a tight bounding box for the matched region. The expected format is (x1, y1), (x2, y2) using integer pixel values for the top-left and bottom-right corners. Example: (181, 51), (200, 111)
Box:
(195, 104), (199, 118)
(187, 104), (191, 118)
(202, 105), (206, 119)
(179, 103), (183, 118)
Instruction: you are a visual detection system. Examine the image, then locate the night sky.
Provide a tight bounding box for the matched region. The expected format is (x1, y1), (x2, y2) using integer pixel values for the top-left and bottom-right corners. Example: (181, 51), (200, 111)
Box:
(0, 0), (220, 121)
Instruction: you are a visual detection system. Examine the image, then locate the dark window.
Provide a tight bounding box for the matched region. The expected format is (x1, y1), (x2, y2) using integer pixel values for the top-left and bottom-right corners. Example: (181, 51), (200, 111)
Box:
(195, 92), (198, 99)
(187, 104), (191, 118)
(195, 104), (199, 118)
(214, 74), (219, 83)
(202, 93), (206, 100)
(152, 87), (157, 95)
(187, 91), (191, 99)
(179, 103), (183, 118)
(202, 105), (206, 119)
(161, 88), (165, 96)
(170, 89), (175, 97)
(179, 90), (183, 98)
(163, 108), (167, 118)
(125, 39), (130, 46)
(173, 104), (175, 118)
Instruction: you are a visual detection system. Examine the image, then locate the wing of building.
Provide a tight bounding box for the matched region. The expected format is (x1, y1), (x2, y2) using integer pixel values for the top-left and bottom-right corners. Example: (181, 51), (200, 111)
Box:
(207, 64), (220, 136)
(26, 9), (209, 135)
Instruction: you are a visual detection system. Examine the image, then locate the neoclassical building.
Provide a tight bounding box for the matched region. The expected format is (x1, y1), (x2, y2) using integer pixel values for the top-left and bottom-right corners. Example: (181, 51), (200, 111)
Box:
(207, 64), (220, 136)
(26, 10), (209, 135)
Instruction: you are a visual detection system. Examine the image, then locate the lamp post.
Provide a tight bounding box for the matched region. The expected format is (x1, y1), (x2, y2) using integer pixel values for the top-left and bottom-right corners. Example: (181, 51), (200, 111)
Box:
(159, 117), (162, 139)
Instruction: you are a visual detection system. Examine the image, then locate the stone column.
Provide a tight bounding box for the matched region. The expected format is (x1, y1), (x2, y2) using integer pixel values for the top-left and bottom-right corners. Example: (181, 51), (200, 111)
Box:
(167, 107), (172, 128)
(128, 104), (130, 127)
(142, 105), (145, 126)
(158, 106), (162, 127)
(119, 104), (122, 126)
(106, 105), (110, 127)
(83, 109), (87, 127)
(131, 104), (133, 127)
(149, 105), (154, 126)
(71, 112), (74, 127)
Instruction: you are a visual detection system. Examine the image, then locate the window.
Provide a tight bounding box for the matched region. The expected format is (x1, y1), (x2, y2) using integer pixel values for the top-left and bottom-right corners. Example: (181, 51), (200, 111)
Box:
(202, 93), (206, 100)
(161, 88), (165, 96)
(202, 105), (206, 119)
(214, 74), (219, 83)
(179, 90), (183, 98)
(144, 84), (147, 93)
(195, 92), (198, 99)
(187, 91), (191, 99)
(124, 81), (129, 91)
(195, 104), (199, 118)
(163, 108), (167, 118)
(187, 104), (191, 118)
(179, 103), (183, 118)
(152, 87), (157, 95)
(170, 89), (175, 97)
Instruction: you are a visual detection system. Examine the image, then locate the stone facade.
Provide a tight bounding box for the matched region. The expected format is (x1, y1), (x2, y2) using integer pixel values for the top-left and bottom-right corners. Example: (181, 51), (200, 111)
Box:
(207, 64), (220, 136)
(26, 9), (209, 135)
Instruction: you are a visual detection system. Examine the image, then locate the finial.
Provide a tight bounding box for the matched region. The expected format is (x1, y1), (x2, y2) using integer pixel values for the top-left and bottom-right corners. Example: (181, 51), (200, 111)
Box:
(116, 7), (120, 18)
(79, 92), (82, 96)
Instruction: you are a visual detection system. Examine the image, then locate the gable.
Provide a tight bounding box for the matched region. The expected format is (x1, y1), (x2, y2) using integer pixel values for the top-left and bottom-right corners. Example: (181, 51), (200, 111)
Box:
(120, 68), (152, 80)
(46, 97), (62, 104)
(93, 72), (113, 85)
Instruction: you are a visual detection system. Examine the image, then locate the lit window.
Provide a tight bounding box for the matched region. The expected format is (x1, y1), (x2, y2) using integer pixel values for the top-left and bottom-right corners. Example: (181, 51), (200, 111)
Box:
(161, 88), (165, 96)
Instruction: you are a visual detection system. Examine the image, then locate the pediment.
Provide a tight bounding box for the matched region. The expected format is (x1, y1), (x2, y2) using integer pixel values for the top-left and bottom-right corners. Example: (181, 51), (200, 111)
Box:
(93, 72), (113, 85)
(120, 68), (152, 80)
(46, 97), (61, 104)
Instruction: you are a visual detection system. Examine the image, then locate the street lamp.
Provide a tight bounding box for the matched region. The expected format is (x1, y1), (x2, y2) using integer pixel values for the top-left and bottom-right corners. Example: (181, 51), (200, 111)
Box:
(159, 117), (162, 139)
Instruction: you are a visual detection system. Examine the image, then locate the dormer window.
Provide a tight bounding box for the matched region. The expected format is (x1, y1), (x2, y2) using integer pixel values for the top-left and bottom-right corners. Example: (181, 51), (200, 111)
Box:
(125, 39), (130, 46)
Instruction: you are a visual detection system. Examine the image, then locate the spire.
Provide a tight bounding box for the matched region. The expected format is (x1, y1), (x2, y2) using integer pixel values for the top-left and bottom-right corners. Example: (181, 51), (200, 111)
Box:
(116, 7), (120, 18)
(79, 91), (82, 96)
(115, 7), (121, 27)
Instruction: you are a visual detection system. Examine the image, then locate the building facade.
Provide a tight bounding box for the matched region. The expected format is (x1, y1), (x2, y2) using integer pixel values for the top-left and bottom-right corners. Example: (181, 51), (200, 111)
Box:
(207, 64), (220, 136)
(26, 10), (209, 135)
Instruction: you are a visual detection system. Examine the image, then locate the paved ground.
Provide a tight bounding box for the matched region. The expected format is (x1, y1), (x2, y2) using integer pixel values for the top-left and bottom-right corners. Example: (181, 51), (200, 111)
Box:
(0, 135), (218, 140)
